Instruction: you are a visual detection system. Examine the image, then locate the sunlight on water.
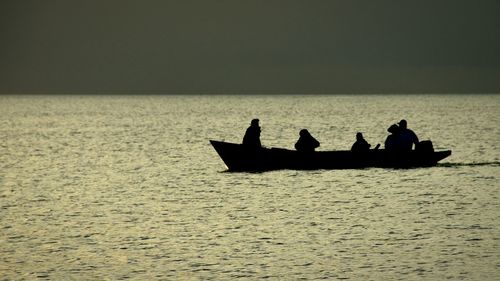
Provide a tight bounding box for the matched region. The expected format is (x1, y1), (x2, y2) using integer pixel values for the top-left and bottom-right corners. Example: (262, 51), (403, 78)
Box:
(0, 94), (499, 280)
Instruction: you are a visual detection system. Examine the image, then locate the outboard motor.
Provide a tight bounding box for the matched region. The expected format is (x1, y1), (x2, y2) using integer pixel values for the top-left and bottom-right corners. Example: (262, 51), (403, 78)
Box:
(416, 140), (434, 153)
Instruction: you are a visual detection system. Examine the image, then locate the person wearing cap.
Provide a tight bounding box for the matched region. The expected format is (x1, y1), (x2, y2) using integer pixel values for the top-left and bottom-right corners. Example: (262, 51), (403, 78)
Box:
(397, 119), (419, 150)
(385, 124), (401, 151)
(295, 129), (320, 152)
(351, 132), (371, 152)
(242, 118), (262, 148)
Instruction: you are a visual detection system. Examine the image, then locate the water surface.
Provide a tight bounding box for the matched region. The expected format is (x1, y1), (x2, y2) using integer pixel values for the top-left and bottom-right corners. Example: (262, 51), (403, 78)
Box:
(1, 94), (499, 280)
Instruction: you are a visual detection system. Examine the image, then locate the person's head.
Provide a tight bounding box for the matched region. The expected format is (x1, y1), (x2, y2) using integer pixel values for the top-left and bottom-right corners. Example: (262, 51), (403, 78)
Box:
(356, 132), (364, 140)
(299, 129), (309, 137)
(251, 119), (259, 126)
(398, 119), (407, 129)
(388, 124), (399, 134)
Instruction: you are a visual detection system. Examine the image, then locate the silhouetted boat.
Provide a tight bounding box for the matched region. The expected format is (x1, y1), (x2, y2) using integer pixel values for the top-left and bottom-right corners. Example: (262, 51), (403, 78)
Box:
(210, 140), (452, 172)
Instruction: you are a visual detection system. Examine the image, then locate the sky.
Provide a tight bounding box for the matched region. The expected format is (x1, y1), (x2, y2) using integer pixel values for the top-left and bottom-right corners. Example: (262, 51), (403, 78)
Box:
(1, 0), (499, 94)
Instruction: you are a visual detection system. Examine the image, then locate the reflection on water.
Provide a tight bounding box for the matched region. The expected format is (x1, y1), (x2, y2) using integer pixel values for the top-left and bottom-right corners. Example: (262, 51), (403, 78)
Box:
(0, 94), (499, 280)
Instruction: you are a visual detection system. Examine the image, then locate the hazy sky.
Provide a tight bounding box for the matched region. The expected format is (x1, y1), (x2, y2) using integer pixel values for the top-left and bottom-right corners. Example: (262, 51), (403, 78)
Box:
(1, 0), (499, 94)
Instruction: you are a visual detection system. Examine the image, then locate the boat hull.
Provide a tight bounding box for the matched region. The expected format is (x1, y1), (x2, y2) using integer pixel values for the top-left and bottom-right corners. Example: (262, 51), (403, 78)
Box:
(210, 140), (452, 172)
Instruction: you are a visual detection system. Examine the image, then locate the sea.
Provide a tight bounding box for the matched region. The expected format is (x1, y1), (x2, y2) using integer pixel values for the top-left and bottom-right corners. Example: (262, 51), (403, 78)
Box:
(0, 94), (499, 280)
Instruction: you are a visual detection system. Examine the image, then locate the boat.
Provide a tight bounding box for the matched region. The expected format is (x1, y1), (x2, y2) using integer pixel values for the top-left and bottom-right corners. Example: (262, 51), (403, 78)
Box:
(210, 140), (452, 172)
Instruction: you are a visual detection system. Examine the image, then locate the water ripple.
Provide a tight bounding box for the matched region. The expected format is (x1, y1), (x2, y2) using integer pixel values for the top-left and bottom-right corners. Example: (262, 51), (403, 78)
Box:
(1, 95), (499, 280)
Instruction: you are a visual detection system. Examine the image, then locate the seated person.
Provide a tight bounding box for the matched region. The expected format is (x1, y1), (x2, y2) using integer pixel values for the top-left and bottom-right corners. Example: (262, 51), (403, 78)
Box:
(295, 129), (320, 152)
(397, 119), (419, 151)
(384, 124), (401, 151)
(351, 132), (371, 152)
(242, 118), (261, 148)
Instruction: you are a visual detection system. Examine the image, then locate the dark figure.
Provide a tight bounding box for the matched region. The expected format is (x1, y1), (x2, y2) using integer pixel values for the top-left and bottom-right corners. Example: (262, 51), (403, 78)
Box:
(295, 129), (320, 152)
(384, 124), (401, 151)
(242, 119), (261, 148)
(351, 132), (371, 152)
(397, 119), (419, 151)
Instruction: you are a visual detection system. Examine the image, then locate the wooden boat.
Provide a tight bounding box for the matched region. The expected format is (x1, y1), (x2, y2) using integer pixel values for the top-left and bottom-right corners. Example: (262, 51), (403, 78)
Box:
(210, 140), (452, 172)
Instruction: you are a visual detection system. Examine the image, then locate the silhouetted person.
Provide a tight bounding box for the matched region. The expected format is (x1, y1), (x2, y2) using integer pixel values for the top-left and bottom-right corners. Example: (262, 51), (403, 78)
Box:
(351, 132), (371, 152)
(385, 124), (401, 151)
(295, 129), (320, 152)
(397, 119), (419, 151)
(242, 118), (261, 148)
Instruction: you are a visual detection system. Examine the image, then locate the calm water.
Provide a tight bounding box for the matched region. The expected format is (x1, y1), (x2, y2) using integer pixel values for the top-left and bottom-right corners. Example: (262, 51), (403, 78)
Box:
(1, 94), (499, 280)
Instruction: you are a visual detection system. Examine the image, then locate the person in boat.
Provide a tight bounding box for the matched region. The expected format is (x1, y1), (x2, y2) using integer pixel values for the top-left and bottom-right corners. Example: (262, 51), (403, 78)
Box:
(242, 118), (261, 148)
(351, 132), (371, 152)
(295, 129), (320, 152)
(385, 124), (401, 151)
(397, 119), (419, 151)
